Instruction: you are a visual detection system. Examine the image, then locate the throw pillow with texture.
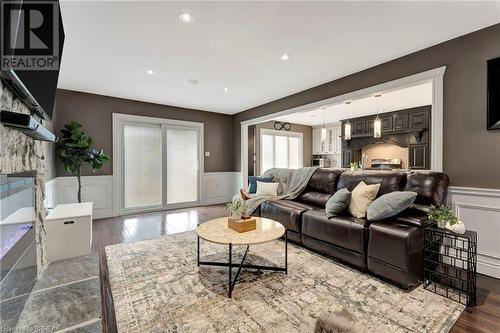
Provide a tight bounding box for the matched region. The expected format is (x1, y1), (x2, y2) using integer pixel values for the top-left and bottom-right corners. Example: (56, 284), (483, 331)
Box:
(248, 176), (273, 194)
(325, 188), (351, 218)
(367, 191), (417, 221)
(256, 181), (279, 196)
(348, 181), (381, 218)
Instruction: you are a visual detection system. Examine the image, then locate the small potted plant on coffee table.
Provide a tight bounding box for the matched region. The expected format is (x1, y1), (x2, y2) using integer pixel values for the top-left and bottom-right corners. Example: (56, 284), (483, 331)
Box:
(226, 199), (255, 232)
(227, 199), (248, 220)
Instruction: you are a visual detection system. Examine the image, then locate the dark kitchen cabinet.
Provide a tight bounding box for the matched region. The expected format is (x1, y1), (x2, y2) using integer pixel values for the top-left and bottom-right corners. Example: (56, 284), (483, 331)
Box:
(381, 116), (393, 132)
(352, 120), (366, 135)
(409, 144), (429, 169)
(368, 116), (392, 134)
(393, 113), (408, 131)
(367, 119), (374, 134)
(342, 148), (353, 168)
(409, 110), (429, 129)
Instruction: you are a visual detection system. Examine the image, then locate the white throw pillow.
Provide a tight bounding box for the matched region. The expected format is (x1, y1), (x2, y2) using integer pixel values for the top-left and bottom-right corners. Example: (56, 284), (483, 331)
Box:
(256, 181), (279, 196)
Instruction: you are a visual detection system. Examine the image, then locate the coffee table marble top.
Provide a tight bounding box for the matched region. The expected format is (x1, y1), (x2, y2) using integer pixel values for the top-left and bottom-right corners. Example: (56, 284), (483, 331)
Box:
(196, 217), (285, 245)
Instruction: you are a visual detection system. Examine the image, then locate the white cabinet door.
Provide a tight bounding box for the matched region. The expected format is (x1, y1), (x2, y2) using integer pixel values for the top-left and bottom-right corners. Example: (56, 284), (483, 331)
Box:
(327, 128), (334, 154)
(313, 128), (322, 154)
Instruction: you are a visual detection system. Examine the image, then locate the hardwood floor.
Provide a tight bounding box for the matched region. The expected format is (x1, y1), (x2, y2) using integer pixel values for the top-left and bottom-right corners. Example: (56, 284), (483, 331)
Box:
(93, 205), (500, 333)
(93, 204), (229, 333)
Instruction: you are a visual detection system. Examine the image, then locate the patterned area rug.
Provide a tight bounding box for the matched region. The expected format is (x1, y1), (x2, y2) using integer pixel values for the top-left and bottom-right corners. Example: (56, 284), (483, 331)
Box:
(106, 231), (464, 332)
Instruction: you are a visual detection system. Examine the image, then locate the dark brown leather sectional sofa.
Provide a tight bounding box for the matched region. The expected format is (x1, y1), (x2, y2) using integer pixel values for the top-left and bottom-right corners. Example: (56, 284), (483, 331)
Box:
(256, 168), (449, 289)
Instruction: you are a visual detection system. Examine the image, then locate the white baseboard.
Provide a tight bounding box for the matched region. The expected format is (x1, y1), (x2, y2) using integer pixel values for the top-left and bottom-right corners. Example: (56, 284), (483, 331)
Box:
(54, 175), (113, 219)
(201, 172), (241, 205)
(449, 186), (500, 279)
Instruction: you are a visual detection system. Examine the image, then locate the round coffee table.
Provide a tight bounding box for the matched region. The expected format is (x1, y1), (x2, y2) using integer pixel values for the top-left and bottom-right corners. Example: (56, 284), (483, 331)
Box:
(196, 217), (287, 298)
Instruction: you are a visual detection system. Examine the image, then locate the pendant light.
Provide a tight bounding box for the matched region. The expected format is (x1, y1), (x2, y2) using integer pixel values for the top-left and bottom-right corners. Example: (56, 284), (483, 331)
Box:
(374, 94), (382, 138)
(321, 107), (327, 150)
(344, 102), (352, 141)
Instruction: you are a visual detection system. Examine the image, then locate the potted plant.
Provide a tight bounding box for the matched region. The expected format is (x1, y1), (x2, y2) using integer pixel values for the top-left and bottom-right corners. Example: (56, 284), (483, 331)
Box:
(427, 205), (465, 234)
(227, 199), (248, 220)
(56, 122), (109, 203)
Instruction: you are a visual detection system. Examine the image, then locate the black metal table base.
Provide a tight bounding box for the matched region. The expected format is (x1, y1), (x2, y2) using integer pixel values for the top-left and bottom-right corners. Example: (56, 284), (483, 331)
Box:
(197, 230), (288, 298)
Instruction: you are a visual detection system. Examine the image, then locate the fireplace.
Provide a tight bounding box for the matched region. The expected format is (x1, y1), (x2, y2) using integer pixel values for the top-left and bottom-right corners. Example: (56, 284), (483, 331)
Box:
(0, 171), (37, 322)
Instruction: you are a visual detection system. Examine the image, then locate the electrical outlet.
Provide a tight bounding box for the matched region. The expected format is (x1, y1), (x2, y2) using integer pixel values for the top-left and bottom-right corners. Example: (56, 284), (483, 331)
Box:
(205, 151), (211, 157)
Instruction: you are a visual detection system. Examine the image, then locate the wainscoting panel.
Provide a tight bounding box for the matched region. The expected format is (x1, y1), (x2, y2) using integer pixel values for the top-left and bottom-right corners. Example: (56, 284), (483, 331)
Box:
(449, 186), (500, 278)
(55, 176), (113, 219)
(201, 172), (241, 206)
(44, 178), (56, 211)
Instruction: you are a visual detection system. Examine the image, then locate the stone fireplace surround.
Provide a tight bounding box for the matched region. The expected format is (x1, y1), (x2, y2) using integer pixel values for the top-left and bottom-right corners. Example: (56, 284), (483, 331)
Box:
(0, 80), (53, 273)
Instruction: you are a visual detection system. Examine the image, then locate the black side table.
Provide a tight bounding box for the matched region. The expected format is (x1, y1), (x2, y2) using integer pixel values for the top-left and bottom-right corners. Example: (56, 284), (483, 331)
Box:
(423, 226), (477, 307)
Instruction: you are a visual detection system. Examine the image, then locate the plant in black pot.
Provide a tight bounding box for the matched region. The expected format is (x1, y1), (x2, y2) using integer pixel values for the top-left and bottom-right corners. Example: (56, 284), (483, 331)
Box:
(56, 122), (109, 203)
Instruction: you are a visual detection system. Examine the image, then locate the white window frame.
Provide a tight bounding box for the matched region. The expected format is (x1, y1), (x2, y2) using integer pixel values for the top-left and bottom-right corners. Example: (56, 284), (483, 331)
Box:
(259, 128), (303, 174)
(112, 113), (204, 216)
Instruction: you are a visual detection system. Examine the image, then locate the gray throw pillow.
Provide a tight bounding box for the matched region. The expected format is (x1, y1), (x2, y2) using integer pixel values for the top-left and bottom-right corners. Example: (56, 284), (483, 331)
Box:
(367, 191), (418, 221)
(325, 188), (351, 218)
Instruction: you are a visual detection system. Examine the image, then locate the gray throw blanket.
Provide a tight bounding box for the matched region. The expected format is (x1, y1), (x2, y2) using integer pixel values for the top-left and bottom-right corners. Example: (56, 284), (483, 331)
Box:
(245, 167), (319, 214)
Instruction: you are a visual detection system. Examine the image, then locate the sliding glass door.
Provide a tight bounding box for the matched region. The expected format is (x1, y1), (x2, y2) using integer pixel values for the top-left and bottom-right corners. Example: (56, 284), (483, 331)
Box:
(166, 127), (199, 205)
(115, 115), (201, 215)
(123, 124), (163, 209)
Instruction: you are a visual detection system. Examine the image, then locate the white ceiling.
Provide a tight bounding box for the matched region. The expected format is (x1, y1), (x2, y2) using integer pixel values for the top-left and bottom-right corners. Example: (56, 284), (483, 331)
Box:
(58, 1), (500, 114)
(273, 82), (432, 126)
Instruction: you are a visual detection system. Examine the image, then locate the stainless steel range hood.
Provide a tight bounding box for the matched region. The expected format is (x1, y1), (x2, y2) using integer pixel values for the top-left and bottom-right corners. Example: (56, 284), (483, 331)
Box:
(0, 110), (56, 142)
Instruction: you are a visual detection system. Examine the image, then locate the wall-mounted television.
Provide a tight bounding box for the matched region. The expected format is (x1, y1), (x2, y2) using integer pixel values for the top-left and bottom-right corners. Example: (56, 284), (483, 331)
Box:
(0, 0), (65, 120)
(488, 57), (500, 130)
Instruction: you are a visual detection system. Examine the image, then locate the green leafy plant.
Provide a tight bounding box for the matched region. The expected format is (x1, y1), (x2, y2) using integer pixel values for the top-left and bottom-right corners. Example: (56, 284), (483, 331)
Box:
(56, 122), (109, 203)
(428, 205), (458, 228)
(227, 199), (247, 217)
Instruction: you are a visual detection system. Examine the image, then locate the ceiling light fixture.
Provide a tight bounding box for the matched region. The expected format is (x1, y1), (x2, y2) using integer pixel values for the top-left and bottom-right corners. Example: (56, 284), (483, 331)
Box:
(223, 87), (229, 92)
(374, 94), (382, 138)
(146, 69), (154, 75)
(280, 53), (291, 61)
(178, 12), (193, 23)
(344, 102), (352, 141)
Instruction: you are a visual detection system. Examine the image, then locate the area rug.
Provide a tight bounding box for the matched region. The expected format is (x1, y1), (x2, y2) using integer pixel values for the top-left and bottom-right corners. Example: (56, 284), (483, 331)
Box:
(105, 231), (464, 332)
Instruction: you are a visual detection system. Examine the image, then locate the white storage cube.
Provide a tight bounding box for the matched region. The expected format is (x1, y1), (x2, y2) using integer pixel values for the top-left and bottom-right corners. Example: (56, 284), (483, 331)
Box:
(46, 202), (93, 262)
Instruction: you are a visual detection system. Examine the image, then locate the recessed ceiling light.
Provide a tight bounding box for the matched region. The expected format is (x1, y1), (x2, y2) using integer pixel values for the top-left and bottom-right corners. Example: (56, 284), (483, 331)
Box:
(280, 53), (291, 61)
(146, 69), (154, 75)
(187, 78), (199, 85)
(223, 87), (229, 92)
(178, 12), (193, 23)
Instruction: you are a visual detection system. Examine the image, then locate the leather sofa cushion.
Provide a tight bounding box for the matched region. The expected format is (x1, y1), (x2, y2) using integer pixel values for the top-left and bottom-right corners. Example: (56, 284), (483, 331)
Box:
(368, 221), (424, 269)
(392, 208), (431, 227)
(302, 210), (368, 254)
(260, 200), (319, 233)
(404, 172), (449, 206)
(297, 169), (343, 208)
(337, 171), (406, 197)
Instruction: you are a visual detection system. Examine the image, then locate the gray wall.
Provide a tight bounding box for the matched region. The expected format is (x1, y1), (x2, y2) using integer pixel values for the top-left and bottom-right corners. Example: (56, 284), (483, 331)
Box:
(54, 89), (234, 176)
(233, 23), (500, 189)
(254, 121), (312, 175)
